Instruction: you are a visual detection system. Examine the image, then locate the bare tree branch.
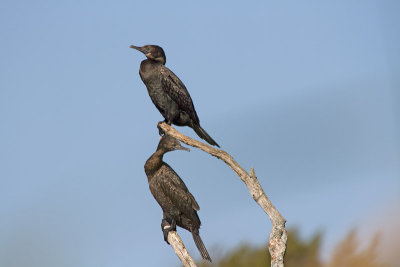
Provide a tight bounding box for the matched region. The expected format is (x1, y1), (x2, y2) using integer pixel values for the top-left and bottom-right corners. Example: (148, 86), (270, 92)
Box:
(158, 122), (287, 267)
(167, 231), (197, 267)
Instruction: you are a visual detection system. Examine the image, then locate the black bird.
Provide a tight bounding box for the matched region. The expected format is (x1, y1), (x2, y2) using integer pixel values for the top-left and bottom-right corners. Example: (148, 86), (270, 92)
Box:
(144, 135), (211, 262)
(130, 44), (220, 147)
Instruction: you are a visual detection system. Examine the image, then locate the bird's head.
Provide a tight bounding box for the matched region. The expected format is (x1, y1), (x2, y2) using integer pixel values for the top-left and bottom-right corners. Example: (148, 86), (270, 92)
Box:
(130, 44), (166, 65)
(157, 135), (190, 153)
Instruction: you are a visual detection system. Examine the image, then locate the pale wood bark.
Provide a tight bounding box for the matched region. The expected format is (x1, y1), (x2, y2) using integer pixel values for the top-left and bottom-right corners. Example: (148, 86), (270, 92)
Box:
(158, 122), (287, 267)
(167, 231), (197, 267)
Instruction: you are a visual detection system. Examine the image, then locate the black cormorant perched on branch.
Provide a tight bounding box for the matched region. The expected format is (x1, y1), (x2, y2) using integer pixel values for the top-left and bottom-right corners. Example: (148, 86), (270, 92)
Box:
(144, 135), (211, 262)
(130, 44), (220, 147)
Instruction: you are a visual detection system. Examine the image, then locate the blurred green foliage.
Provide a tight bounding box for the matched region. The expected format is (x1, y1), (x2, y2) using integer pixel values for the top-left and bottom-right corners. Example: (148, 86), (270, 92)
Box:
(196, 228), (388, 267)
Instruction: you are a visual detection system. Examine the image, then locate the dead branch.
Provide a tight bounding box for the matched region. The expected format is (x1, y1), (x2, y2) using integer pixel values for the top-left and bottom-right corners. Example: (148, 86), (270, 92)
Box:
(167, 231), (197, 267)
(159, 122), (287, 267)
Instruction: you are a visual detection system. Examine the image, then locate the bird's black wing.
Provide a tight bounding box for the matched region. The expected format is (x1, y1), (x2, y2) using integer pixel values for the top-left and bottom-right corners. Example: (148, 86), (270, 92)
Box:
(160, 66), (200, 123)
(159, 165), (200, 213)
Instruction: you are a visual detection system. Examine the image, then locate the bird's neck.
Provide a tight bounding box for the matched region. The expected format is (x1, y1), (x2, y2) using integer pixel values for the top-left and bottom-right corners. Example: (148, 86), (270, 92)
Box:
(144, 149), (165, 176)
(155, 57), (166, 65)
(140, 59), (164, 74)
(145, 57), (166, 65)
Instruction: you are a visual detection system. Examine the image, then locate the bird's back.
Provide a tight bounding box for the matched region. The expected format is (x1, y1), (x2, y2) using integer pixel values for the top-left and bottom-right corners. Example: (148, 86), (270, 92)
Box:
(139, 58), (199, 125)
(148, 163), (201, 229)
(159, 65), (200, 125)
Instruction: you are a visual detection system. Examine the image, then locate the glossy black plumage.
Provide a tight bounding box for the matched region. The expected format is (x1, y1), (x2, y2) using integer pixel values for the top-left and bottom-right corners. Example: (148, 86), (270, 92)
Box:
(130, 44), (219, 147)
(144, 135), (211, 262)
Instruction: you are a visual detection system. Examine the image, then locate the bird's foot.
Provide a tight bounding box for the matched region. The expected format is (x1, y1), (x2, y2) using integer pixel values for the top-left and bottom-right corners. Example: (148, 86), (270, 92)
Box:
(157, 122), (165, 136)
(161, 218), (176, 245)
(157, 120), (172, 136)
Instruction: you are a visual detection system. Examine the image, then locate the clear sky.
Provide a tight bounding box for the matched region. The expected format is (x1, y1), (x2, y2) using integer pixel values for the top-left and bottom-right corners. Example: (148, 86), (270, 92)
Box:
(1, 1), (399, 266)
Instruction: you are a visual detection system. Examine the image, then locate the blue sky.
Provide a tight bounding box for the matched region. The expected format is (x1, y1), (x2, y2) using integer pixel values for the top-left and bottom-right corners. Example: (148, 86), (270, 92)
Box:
(1, 1), (399, 266)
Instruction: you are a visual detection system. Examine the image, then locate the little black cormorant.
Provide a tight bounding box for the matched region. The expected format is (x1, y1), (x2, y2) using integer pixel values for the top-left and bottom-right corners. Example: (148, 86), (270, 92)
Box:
(144, 135), (212, 261)
(131, 44), (219, 147)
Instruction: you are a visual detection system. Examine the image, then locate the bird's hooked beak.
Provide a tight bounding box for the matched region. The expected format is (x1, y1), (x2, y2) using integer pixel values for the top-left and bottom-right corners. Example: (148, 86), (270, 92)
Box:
(130, 45), (147, 54)
(176, 144), (190, 152)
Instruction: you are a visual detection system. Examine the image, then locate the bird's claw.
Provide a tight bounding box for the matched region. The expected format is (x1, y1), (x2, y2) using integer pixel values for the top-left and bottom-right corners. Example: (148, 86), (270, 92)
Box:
(161, 218), (176, 244)
(157, 122), (165, 136)
(157, 120), (172, 136)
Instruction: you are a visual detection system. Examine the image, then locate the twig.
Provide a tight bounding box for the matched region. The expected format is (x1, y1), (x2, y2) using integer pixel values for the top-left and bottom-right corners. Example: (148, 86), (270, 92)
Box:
(158, 122), (287, 267)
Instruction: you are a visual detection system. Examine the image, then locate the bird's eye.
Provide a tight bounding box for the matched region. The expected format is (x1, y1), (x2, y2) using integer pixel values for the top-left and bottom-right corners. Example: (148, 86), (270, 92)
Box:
(146, 47), (150, 52)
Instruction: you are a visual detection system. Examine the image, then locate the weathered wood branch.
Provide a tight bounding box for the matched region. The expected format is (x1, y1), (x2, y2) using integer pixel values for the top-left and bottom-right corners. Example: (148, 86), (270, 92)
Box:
(167, 231), (197, 267)
(159, 122), (287, 267)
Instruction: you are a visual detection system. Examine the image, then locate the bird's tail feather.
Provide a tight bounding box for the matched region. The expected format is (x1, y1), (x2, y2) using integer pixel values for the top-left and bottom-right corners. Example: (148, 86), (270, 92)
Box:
(192, 124), (220, 147)
(192, 232), (212, 262)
